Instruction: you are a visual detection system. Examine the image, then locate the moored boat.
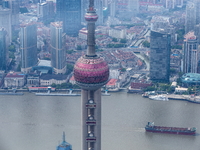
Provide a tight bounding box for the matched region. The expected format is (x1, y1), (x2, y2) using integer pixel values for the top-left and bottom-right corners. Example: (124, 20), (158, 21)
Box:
(145, 122), (196, 135)
(149, 95), (168, 101)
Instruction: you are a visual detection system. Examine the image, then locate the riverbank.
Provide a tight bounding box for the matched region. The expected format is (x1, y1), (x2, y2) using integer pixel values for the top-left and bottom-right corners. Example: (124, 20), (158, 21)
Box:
(167, 94), (200, 104)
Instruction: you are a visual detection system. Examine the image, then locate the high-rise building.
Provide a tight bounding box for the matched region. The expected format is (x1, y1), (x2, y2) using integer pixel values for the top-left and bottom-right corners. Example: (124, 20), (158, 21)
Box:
(20, 22), (37, 73)
(195, 0), (200, 25)
(56, 0), (81, 36)
(110, 0), (116, 17)
(150, 30), (171, 82)
(194, 24), (200, 44)
(37, 1), (54, 21)
(128, 0), (139, 16)
(0, 28), (7, 70)
(4, 0), (20, 27)
(183, 31), (199, 73)
(185, 1), (196, 34)
(73, 0), (109, 150)
(0, 6), (11, 43)
(50, 21), (66, 74)
(56, 132), (72, 150)
(37, 2), (49, 20)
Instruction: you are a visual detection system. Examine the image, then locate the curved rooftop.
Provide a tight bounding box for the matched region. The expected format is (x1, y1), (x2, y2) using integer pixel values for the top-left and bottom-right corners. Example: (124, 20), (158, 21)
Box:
(181, 73), (200, 84)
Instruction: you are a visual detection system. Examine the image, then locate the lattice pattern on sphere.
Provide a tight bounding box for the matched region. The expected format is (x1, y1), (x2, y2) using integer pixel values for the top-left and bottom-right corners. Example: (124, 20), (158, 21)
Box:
(74, 56), (109, 85)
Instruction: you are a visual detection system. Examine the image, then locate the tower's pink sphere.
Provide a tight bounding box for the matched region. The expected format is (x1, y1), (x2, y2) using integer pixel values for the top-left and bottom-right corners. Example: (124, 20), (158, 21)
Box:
(74, 56), (109, 90)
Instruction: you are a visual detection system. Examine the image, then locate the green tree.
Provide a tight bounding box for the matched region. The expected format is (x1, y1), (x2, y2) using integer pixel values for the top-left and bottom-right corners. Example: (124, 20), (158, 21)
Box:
(9, 45), (16, 52)
(112, 38), (118, 42)
(159, 83), (170, 91)
(171, 45), (182, 49)
(66, 49), (74, 54)
(142, 40), (150, 48)
(120, 38), (127, 43)
(170, 68), (177, 74)
(121, 68), (126, 72)
(76, 45), (82, 50)
(65, 63), (74, 75)
(20, 7), (29, 14)
(176, 29), (185, 41)
(143, 86), (156, 92)
(43, 57), (51, 60)
(9, 52), (15, 59)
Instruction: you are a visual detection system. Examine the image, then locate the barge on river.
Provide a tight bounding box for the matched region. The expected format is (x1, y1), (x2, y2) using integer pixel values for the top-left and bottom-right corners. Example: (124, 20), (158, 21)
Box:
(145, 122), (196, 135)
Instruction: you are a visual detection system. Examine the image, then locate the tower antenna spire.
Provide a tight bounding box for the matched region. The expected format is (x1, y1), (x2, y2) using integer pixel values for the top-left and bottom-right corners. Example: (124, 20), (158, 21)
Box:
(63, 131), (65, 142)
(89, 0), (94, 8)
(85, 0), (98, 57)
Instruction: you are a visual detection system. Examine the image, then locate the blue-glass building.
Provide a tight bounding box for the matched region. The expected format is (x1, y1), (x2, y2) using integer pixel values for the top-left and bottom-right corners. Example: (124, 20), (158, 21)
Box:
(57, 132), (72, 150)
(56, 0), (81, 36)
(181, 73), (200, 85)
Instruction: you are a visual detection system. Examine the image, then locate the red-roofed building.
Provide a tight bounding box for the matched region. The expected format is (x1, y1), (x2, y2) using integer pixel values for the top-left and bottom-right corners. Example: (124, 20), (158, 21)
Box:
(69, 76), (76, 84)
(106, 79), (118, 89)
(4, 72), (26, 88)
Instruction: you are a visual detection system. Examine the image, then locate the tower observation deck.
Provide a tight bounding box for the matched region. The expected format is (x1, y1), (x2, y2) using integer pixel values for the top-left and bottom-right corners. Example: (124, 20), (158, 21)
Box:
(73, 0), (109, 150)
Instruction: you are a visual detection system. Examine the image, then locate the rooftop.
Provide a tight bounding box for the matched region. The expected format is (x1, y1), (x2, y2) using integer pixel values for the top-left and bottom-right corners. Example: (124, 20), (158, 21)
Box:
(181, 73), (200, 84)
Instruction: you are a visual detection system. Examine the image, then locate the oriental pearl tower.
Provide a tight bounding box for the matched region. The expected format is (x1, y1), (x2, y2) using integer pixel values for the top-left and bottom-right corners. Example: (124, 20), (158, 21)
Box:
(73, 0), (109, 150)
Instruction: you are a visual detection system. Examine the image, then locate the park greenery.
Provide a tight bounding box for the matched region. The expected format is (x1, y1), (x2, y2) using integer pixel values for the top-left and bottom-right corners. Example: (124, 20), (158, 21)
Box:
(20, 7), (29, 14)
(51, 82), (80, 89)
(142, 40), (150, 48)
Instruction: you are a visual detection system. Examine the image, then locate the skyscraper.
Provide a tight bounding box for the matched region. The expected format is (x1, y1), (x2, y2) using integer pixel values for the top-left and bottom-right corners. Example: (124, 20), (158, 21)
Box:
(150, 30), (171, 82)
(195, 0), (200, 25)
(5, 0), (20, 27)
(0, 6), (11, 43)
(110, 0), (116, 18)
(185, 1), (196, 34)
(50, 21), (66, 74)
(73, 0), (109, 150)
(0, 28), (7, 70)
(56, 0), (81, 36)
(20, 22), (37, 73)
(183, 31), (199, 73)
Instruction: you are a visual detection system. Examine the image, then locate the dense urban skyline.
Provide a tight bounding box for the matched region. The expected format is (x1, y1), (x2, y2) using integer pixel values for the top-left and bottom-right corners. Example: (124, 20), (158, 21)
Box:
(1, 0), (200, 150)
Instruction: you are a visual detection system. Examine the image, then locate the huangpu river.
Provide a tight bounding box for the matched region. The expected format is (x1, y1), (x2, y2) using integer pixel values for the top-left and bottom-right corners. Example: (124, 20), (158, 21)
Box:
(0, 92), (200, 150)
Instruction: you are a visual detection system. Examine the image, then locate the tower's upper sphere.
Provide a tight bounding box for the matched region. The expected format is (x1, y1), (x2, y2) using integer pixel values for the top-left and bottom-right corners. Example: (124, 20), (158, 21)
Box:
(85, 11), (98, 22)
(74, 56), (109, 90)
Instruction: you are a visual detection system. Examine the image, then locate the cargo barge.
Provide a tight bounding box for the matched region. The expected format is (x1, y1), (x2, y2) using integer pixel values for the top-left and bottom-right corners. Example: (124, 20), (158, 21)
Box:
(145, 122), (196, 135)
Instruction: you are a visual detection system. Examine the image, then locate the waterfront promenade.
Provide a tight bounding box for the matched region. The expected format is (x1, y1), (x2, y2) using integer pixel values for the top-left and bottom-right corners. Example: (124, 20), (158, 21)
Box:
(165, 94), (200, 104)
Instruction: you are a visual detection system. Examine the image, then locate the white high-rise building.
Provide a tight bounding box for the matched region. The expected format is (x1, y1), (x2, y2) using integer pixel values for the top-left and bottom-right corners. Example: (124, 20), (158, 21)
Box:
(183, 31), (199, 73)
(185, 1), (196, 33)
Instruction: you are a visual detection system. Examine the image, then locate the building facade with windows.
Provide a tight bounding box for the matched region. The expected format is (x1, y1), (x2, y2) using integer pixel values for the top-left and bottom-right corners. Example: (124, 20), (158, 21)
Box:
(150, 30), (171, 82)
(56, 0), (81, 36)
(50, 22), (66, 74)
(183, 31), (199, 73)
(0, 28), (7, 71)
(20, 22), (37, 73)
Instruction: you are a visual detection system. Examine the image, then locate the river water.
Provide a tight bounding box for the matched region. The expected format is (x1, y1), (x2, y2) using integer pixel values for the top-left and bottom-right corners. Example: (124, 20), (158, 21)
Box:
(0, 92), (200, 150)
